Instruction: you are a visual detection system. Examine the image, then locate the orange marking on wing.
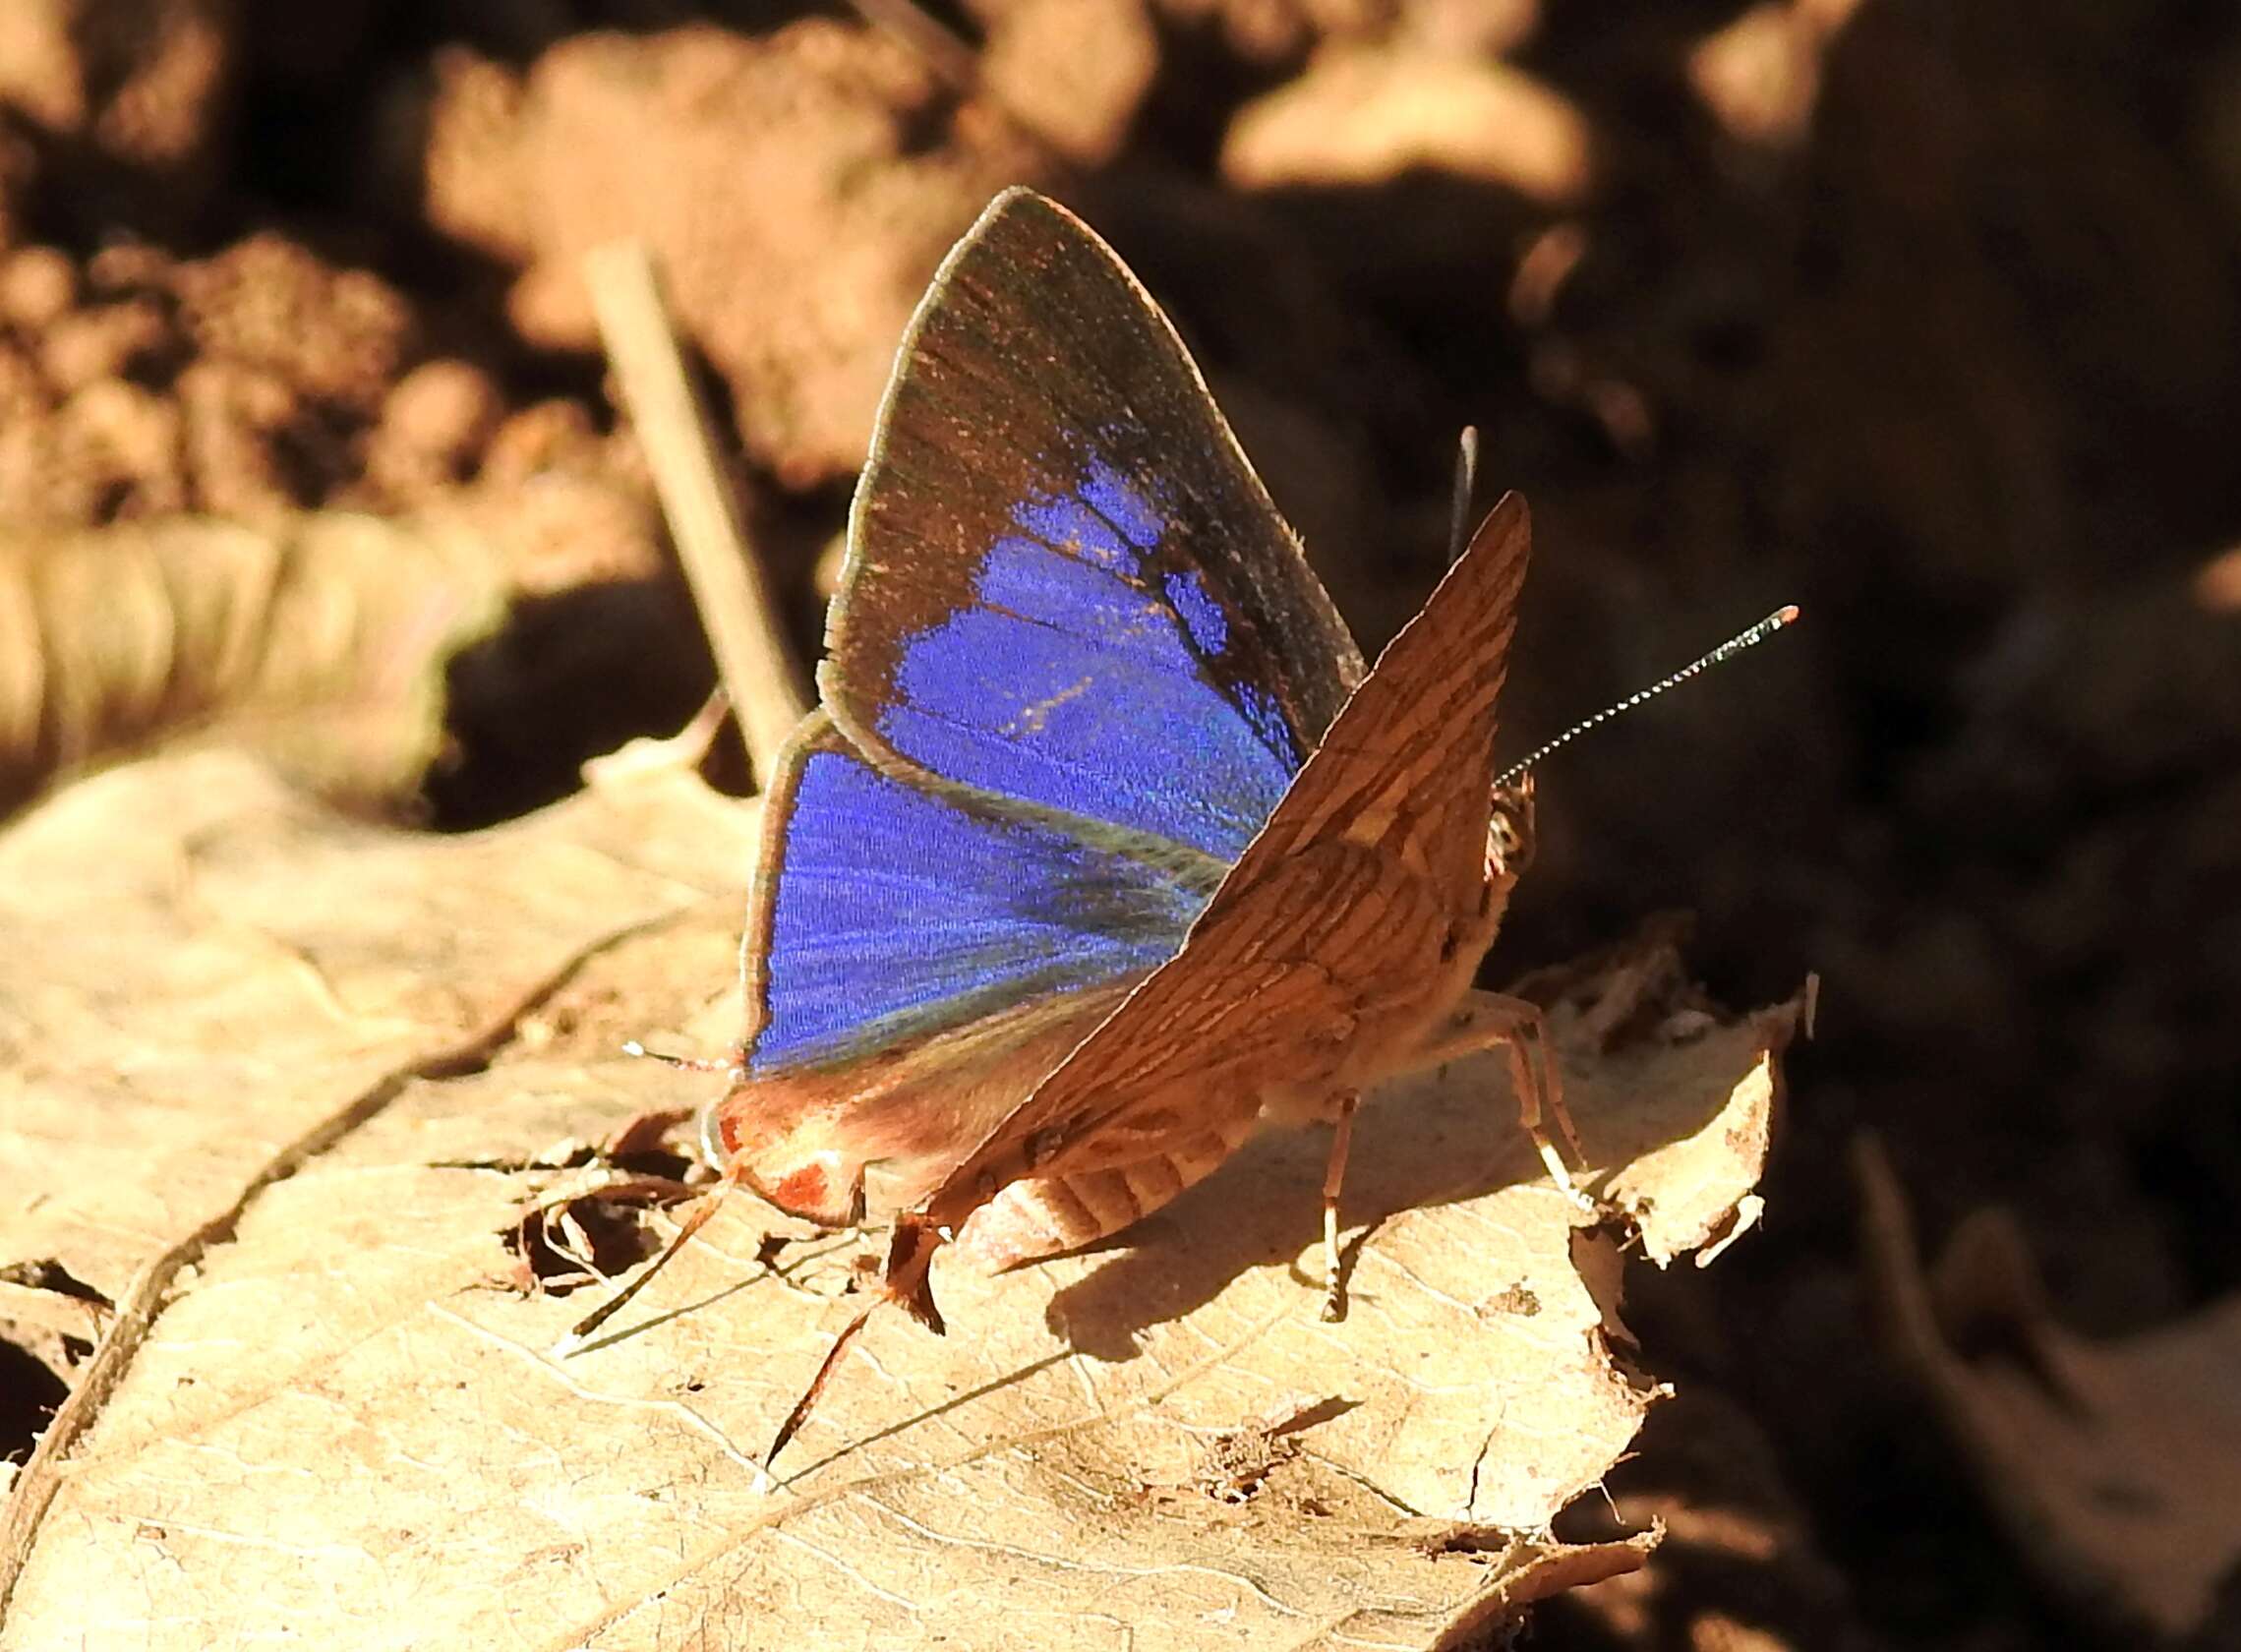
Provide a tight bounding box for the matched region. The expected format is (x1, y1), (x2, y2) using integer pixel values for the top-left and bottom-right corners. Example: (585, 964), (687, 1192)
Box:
(770, 1163), (834, 1217)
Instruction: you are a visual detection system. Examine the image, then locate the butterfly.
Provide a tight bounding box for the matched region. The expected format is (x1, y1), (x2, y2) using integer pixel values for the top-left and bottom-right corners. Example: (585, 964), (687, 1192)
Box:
(619, 188), (1587, 1463)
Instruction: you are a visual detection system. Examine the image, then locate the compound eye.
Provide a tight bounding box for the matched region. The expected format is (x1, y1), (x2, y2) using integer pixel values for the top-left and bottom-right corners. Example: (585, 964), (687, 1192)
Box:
(696, 1100), (732, 1169)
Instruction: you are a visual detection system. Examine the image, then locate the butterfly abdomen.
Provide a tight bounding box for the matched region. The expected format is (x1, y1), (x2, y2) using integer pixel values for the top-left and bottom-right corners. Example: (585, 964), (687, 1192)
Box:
(955, 1098), (1264, 1270)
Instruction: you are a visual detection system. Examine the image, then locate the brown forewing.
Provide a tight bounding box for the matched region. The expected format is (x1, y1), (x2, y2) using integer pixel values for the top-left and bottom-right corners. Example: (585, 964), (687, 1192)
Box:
(894, 496), (1533, 1263)
(1239, 493), (1527, 900)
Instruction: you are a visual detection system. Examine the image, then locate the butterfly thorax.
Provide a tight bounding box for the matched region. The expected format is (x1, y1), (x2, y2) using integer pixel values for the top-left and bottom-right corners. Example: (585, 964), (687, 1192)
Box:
(1252, 776), (1533, 1127)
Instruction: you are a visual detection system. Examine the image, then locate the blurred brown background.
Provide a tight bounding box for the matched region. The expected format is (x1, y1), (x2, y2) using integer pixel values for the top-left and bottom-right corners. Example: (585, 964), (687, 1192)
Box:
(0, 1), (2236, 1646)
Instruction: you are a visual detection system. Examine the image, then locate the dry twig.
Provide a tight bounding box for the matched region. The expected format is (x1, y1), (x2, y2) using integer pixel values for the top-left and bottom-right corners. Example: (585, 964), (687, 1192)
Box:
(583, 240), (809, 785)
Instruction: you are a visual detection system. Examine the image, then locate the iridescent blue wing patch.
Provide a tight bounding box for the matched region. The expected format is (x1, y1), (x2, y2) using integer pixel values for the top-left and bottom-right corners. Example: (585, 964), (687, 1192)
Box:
(820, 188), (1367, 865)
(740, 714), (1219, 1075)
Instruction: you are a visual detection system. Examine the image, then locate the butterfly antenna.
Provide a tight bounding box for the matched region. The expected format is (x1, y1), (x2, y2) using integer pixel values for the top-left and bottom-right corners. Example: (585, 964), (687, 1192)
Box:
(1494, 604), (1801, 789)
(1447, 426), (1481, 564)
(620, 1039), (736, 1076)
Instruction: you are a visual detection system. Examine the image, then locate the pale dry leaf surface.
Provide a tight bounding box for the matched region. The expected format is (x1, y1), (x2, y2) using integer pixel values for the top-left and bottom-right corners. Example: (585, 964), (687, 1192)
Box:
(1, 749), (1793, 1650)
(1858, 1139), (2241, 1640)
(0, 749), (751, 1317)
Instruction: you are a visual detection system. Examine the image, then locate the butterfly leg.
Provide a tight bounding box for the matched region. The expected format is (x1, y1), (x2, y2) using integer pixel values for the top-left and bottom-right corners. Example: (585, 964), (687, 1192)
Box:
(1319, 1090), (1360, 1322)
(1414, 990), (1591, 1208)
(553, 1160), (740, 1355)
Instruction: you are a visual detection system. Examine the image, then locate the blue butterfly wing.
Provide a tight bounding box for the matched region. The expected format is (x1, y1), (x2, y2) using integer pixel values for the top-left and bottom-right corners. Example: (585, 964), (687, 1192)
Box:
(819, 188), (1366, 864)
(723, 711), (1212, 1220)
(727, 190), (1364, 1215)
(740, 714), (1217, 1077)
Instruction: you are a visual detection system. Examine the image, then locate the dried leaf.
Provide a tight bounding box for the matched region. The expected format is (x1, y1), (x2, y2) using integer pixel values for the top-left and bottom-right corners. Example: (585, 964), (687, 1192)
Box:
(0, 748), (1793, 1648)
(0, 512), (505, 813)
(1858, 1137), (2241, 1640)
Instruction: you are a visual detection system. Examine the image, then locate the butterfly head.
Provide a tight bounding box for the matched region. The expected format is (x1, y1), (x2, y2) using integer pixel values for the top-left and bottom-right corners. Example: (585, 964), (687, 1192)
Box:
(1487, 772), (1537, 881)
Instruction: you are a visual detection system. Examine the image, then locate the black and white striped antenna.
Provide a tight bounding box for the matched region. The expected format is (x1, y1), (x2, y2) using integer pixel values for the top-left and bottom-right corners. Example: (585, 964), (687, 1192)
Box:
(1494, 604), (1800, 789)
